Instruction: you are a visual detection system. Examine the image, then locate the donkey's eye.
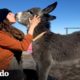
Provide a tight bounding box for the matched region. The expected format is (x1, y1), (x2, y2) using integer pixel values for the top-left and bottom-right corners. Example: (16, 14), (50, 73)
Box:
(28, 10), (33, 15)
(29, 11), (33, 14)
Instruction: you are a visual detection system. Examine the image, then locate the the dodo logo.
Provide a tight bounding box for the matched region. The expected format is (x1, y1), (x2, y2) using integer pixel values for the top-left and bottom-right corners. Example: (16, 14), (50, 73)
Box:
(0, 70), (9, 77)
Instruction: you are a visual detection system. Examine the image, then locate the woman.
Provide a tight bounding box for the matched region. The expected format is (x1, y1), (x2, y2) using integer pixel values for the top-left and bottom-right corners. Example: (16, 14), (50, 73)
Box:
(0, 8), (40, 79)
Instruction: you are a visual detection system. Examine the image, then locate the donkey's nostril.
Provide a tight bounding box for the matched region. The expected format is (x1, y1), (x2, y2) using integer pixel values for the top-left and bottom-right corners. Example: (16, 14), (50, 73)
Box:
(15, 13), (17, 18)
(15, 13), (19, 20)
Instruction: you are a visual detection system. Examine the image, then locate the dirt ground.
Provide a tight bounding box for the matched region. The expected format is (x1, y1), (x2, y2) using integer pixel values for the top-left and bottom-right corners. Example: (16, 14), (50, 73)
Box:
(22, 51), (36, 70)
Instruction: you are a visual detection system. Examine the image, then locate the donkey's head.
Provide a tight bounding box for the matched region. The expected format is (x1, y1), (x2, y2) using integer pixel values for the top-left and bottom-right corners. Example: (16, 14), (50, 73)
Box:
(16, 2), (57, 27)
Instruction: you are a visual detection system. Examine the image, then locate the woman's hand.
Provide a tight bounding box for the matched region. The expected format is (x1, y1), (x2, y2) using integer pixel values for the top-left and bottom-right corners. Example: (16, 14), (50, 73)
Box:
(28, 15), (41, 35)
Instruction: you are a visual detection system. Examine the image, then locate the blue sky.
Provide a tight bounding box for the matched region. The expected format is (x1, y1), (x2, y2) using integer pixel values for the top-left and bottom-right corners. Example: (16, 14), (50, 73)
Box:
(0, 0), (80, 34)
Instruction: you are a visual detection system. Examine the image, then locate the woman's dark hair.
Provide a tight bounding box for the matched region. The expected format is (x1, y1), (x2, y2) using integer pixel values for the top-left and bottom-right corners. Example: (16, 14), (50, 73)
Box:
(0, 19), (10, 29)
(0, 18), (24, 40)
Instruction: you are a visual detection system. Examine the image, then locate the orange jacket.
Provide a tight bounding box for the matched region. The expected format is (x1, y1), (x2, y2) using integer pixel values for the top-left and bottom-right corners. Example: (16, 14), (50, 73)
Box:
(0, 30), (33, 70)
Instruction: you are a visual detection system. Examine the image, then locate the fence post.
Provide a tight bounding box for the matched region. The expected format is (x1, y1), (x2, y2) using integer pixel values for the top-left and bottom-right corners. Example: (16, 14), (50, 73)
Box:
(65, 27), (80, 35)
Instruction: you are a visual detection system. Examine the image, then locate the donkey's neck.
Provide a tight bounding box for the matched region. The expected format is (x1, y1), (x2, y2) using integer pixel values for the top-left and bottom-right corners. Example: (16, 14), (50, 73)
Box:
(33, 22), (50, 38)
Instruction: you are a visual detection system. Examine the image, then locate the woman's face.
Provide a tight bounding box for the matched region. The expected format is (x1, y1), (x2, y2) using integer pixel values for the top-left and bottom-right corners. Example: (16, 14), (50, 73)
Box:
(6, 12), (16, 23)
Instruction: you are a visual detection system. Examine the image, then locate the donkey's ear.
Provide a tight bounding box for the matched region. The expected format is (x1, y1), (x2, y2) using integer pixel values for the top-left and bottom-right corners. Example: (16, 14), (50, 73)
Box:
(42, 2), (57, 14)
(44, 14), (56, 21)
(48, 15), (56, 20)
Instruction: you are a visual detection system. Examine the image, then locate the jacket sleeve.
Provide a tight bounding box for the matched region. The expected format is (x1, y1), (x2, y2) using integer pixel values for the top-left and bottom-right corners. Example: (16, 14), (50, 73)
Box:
(0, 32), (33, 51)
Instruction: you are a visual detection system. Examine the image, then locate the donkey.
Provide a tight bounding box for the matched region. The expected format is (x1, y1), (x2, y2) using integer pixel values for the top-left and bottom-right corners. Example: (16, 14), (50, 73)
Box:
(16, 2), (80, 80)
